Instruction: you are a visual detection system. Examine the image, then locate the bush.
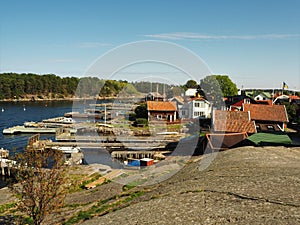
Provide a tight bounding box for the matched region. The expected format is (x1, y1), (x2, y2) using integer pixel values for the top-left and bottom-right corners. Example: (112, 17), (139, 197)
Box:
(128, 113), (136, 121)
(133, 118), (148, 127)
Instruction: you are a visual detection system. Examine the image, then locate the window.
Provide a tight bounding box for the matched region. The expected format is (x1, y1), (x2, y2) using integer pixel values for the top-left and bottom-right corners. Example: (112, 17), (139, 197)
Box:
(194, 111), (205, 117)
(194, 102), (200, 107)
(200, 102), (204, 108)
(182, 110), (186, 116)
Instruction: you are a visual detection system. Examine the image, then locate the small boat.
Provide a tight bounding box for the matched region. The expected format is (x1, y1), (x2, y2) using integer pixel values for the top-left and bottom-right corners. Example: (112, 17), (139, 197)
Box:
(1, 108), (4, 112)
(51, 146), (81, 154)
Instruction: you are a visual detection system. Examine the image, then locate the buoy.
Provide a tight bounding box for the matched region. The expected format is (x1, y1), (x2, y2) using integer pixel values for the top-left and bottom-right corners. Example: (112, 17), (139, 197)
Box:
(1, 108), (4, 112)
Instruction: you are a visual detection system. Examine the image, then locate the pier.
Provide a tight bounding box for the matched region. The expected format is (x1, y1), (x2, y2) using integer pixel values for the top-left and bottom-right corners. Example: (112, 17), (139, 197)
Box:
(45, 141), (167, 151)
(0, 159), (16, 177)
(111, 151), (170, 160)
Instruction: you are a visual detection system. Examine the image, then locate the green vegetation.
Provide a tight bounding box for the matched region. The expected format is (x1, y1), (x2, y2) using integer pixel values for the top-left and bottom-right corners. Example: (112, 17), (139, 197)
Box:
(132, 81), (171, 94)
(0, 202), (16, 214)
(215, 75), (238, 97)
(62, 190), (145, 225)
(10, 148), (68, 225)
(183, 79), (198, 90)
(199, 75), (238, 100)
(0, 73), (79, 99)
(134, 103), (148, 119)
(133, 118), (149, 127)
(283, 102), (300, 124)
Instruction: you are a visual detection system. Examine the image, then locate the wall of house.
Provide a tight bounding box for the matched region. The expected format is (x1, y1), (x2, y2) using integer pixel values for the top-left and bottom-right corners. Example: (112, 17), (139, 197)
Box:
(192, 100), (211, 118)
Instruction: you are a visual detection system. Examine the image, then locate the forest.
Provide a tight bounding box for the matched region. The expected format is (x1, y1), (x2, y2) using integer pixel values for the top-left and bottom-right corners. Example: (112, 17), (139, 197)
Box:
(0, 73), (176, 100)
(0, 73), (79, 99)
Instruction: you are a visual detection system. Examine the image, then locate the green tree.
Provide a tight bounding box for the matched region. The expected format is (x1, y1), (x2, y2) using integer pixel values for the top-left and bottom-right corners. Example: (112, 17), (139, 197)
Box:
(199, 75), (224, 107)
(134, 103), (148, 119)
(283, 102), (299, 123)
(184, 80), (198, 90)
(215, 75), (238, 97)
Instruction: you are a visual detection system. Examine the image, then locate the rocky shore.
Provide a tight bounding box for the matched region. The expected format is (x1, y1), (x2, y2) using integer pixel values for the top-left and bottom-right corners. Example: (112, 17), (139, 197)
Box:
(82, 146), (300, 225)
(0, 146), (299, 224)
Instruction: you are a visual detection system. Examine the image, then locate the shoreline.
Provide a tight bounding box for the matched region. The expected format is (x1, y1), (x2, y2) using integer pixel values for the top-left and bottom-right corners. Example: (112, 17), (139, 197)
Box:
(0, 95), (145, 103)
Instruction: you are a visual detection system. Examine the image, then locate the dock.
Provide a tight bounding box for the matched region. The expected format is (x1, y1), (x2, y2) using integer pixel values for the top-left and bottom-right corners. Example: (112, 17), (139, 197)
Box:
(111, 151), (170, 160)
(3, 125), (77, 135)
(3, 125), (58, 134)
(0, 159), (16, 177)
(45, 141), (166, 151)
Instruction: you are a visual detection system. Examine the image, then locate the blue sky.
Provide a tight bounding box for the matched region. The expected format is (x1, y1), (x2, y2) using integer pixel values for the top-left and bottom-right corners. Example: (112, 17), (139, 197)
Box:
(0, 0), (299, 89)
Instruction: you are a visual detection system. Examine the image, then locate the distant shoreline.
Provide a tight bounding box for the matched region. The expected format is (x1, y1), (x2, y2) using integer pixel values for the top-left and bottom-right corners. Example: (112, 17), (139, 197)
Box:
(0, 95), (144, 103)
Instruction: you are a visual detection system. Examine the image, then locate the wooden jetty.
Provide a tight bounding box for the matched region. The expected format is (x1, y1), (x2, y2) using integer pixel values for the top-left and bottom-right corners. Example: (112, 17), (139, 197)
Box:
(0, 159), (16, 177)
(3, 125), (57, 134)
(111, 151), (170, 160)
(45, 141), (166, 151)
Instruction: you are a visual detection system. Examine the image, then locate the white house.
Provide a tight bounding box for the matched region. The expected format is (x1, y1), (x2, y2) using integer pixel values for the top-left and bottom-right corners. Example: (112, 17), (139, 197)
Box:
(254, 92), (271, 101)
(180, 97), (211, 119)
(185, 88), (197, 97)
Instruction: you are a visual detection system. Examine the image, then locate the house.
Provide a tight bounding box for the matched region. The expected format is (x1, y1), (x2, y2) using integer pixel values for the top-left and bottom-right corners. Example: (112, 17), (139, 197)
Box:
(147, 101), (178, 122)
(146, 92), (165, 101)
(254, 92), (271, 101)
(225, 95), (256, 111)
(185, 88), (197, 97)
(212, 110), (256, 134)
(273, 94), (290, 105)
(169, 96), (185, 118)
(255, 100), (273, 105)
(243, 103), (289, 132)
(180, 97), (211, 119)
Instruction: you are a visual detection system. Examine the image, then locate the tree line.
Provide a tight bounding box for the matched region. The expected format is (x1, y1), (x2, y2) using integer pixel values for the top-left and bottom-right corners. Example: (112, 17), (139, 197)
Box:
(0, 73), (176, 100)
(0, 73), (240, 100)
(0, 73), (79, 99)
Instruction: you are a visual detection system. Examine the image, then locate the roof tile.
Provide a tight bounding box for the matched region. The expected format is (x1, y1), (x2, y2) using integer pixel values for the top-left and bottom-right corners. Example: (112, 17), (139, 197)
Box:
(147, 101), (177, 111)
(243, 103), (288, 122)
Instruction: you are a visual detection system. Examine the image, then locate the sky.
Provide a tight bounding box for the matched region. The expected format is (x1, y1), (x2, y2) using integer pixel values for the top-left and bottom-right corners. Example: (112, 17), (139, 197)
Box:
(0, 0), (299, 89)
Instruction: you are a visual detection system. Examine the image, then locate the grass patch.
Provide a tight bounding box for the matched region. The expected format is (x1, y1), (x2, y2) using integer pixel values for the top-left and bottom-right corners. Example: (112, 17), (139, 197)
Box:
(0, 202), (16, 214)
(63, 190), (145, 225)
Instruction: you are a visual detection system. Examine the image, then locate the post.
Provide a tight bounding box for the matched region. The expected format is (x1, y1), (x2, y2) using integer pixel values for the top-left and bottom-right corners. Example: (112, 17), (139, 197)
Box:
(104, 104), (106, 124)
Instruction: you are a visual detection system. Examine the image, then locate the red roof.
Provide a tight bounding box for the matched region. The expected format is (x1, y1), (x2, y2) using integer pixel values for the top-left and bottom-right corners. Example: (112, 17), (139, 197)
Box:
(243, 103), (288, 122)
(289, 95), (300, 100)
(214, 110), (249, 121)
(147, 101), (177, 111)
(214, 120), (256, 133)
(213, 110), (256, 133)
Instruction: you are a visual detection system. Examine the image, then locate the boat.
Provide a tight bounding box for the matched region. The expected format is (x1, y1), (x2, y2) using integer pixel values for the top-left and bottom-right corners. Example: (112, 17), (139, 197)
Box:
(51, 146), (81, 154)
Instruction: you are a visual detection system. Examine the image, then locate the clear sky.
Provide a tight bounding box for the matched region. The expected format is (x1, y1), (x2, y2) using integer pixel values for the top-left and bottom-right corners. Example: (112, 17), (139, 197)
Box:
(0, 0), (299, 89)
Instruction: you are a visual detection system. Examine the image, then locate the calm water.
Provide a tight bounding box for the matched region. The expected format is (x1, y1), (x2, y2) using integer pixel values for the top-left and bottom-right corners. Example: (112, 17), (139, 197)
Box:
(0, 101), (74, 153)
(0, 100), (123, 167)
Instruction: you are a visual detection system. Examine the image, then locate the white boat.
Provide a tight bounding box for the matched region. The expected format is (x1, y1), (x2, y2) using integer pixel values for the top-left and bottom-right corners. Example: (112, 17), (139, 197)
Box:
(51, 146), (81, 154)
